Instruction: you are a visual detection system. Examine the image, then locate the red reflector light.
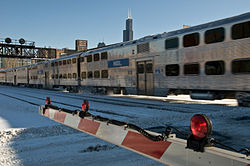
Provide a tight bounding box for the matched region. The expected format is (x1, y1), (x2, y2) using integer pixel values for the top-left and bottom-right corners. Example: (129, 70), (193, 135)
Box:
(46, 97), (51, 105)
(82, 100), (89, 112)
(190, 114), (212, 140)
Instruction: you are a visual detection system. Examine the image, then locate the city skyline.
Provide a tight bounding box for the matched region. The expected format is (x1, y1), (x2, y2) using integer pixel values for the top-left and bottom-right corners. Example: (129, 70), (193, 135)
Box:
(0, 0), (250, 49)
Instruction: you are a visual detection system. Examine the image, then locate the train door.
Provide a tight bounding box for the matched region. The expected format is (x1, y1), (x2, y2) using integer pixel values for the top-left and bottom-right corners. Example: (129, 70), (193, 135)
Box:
(77, 57), (81, 86)
(45, 72), (49, 88)
(136, 61), (154, 95)
(27, 69), (29, 85)
(14, 75), (17, 85)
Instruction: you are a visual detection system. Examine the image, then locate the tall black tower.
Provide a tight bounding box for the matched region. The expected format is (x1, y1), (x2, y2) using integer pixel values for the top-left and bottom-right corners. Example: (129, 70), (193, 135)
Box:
(123, 10), (133, 42)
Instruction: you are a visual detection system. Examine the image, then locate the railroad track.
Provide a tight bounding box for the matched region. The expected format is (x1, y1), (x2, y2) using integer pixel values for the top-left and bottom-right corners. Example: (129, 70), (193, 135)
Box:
(0, 85), (233, 114)
(11, 87), (232, 113)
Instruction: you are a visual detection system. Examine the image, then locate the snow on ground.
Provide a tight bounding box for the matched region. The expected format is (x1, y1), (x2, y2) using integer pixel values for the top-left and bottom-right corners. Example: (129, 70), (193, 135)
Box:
(0, 86), (165, 166)
(0, 85), (250, 166)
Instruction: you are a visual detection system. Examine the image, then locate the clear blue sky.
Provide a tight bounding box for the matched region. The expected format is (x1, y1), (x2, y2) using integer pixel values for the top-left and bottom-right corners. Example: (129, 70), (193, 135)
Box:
(1, 0), (249, 49)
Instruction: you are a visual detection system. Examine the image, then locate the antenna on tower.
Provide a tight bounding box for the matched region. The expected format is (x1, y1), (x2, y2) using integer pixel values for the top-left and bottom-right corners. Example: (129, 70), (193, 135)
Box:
(128, 8), (132, 19)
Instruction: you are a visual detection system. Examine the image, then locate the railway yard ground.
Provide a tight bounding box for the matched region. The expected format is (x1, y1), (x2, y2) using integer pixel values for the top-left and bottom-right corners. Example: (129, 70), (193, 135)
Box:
(0, 85), (249, 166)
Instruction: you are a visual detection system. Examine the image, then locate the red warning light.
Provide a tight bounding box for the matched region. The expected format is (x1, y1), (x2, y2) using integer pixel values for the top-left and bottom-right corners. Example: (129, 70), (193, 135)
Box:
(82, 100), (89, 112)
(190, 114), (212, 140)
(46, 97), (51, 105)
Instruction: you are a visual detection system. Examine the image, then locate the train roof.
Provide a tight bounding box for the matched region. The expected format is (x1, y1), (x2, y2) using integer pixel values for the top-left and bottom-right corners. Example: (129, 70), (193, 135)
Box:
(49, 52), (82, 62)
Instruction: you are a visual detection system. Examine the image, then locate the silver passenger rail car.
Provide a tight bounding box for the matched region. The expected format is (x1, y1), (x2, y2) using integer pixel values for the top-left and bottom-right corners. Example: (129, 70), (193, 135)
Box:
(49, 52), (81, 90)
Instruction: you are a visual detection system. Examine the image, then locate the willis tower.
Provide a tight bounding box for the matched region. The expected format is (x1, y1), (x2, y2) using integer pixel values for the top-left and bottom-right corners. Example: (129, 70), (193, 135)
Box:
(123, 9), (133, 42)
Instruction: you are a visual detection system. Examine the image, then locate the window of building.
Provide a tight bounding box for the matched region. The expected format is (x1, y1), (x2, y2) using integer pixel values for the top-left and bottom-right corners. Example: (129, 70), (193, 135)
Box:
(87, 55), (92, 62)
(232, 21), (250, 40)
(67, 59), (71, 64)
(165, 37), (179, 50)
(81, 72), (86, 79)
(51, 75), (54, 79)
(184, 63), (199, 75)
(205, 27), (225, 44)
(68, 73), (72, 79)
(88, 71), (93, 78)
(59, 61), (62, 66)
(55, 74), (58, 79)
(232, 59), (250, 74)
(101, 70), (108, 78)
(63, 60), (67, 65)
(94, 53), (100, 61)
(72, 58), (77, 64)
(165, 64), (179, 76)
(94, 70), (100, 78)
(101, 52), (108, 60)
(183, 33), (199, 47)
(205, 61), (225, 75)
(80, 57), (84, 62)
(59, 74), (63, 79)
(137, 64), (144, 74)
(73, 73), (77, 79)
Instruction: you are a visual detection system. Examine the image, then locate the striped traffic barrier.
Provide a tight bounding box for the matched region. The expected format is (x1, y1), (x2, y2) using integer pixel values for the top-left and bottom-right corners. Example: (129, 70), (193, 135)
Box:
(39, 100), (250, 166)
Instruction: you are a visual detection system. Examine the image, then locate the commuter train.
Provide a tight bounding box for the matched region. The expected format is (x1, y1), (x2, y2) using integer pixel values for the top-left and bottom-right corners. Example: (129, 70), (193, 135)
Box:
(0, 12), (250, 105)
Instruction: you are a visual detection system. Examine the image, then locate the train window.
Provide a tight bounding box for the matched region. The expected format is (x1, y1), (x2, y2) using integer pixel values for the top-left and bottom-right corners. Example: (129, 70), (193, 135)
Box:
(184, 63), (200, 75)
(137, 64), (144, 74)
(101, 70), (108, 78)
(63, 60), (67, 65)
(55, 62), (58, 66)
(63, 74), (67, 79)
(55, 74), (58, 79)
(88, 71), (93, 78)
(146, 63), (153, 73)
(232, 21), (250, 40)
(183, 32), (199, 47)
(232, 59), (250, 74)
(59, 61), (62, 66)
(205, 27), (225, 44)
(205, 61), (225, 75)
(81, 72), (86, 79)
(137, 43), (150, 53)
(51, 63), (54, 67)
(87, 55), (92, 62)
(59, 74), (63, 79)
(72, 58), (77, 64)
(165, 64), (179, 76)
(73, 73), (77, 79)
(101, 52), (108, 60)
(94, 53), (100, 61)
(68, 73), (72, 79)
(80, 57), (84, 62)
(67, 59), (71, 64)
(94, 71), (100, 78)
(165, 37), (179, 50)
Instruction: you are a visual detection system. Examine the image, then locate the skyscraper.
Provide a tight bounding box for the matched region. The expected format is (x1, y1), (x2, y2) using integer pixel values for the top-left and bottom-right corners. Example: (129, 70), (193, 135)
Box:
(123, 9), (133, 42)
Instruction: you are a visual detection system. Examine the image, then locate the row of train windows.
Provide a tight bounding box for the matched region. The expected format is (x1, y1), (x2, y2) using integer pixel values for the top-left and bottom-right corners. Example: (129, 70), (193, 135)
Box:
(30, 76), (38, 80)
(50, 52), (108, 67)
(83, 70), (108, 79)
(51, 70), (109, 79)
(165, 21), (250, 49)
(165, 59), (250, 76)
